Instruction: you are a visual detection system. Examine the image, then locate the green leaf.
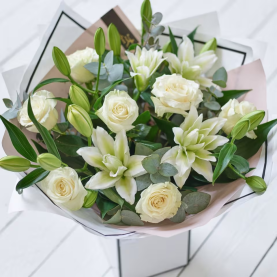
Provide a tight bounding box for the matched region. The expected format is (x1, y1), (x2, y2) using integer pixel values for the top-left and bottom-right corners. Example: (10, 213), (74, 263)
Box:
(142, 154), (161, 174)
(107, 205), (121, 216)
(55, 135), (86, 157)
(170, 202), (187, 223)
(104, 210), (122, 224)
(127, 43), (141, 51)
(235, 119), (277, 159)
(213, 143), (237, 183)
(27, 96), (61, 160)
(3, 98), (13, 108)
(121, 210), (144, 226)
(96, 193), (118, 218)
(184, 192), (211, 214)
(16, 168), (49, 192)
(187, 26), (199, 43)
(0, 115), (37, 162)
(168, 26), (178, 55)
(94, 78), (131, 110)
(133, 111), (151, 125)
(150, 172), (170, 183)
(217, 90), (251, 106)
(56, 122), (69, 133)
(88, 111), (99, 120)
(33, 78), (69, 93)
(127, 124), (151, 139)
(31, 139), (47, 154)
(153, 147), (170, 159)
(136, 173), (152, 191)
(134, 139), (162, 151)
(51, 97), (72, 105)
(146, 125), (159, 141)
(153, 116), (177, 146)
(209, 86), (223, 98)
(159, 162), (178, 177)
(135, 143), (153, 155)
(212, 67), (227, 88)
(204, 101), (221, 111)
(140, 92), (154, 107)
(102, 188), (124, 207)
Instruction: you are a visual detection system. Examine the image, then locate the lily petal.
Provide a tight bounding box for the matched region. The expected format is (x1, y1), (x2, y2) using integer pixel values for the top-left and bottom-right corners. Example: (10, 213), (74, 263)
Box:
(85, 171), (120, 190)
(191, 158), (213, 182)
(174, 168), (191, 188)
(77, 147), (106, 171)
(124, 155), (146, 177)
(94, 127), (115, 156)
(115, 177), (137, 204)
(114, 130), (130, 165)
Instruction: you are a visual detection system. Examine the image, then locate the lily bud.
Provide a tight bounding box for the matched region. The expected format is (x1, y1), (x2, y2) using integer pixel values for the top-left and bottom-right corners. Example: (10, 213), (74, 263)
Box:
(200, 38), (217, 54)
(141, 0), (152, 29)
(246, 176), (267, 193)
(94, 28), (106, 56)
(69, 85), (90, 112)
(0, 156), (30, 172)
(240, 110), (265, 131)
(37, 153), (61, 171)
(52, 47), (71, 76)
(162, 40), (172, 53)
(231, 119), (250, 140)
(67, 104), (93, 137)
(83, 189), (98, 208)
(108, 24), (121, 56)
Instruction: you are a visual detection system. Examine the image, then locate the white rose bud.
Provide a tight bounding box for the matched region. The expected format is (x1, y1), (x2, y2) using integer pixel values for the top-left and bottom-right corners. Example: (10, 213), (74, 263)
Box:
(17, 90), (58, 133)
(67, 47), (99, 84)
(96, 90), (139, 133)
(151, 74), (203, 117)
(219, 99), (258, 139)
(39, 167), (87, 211)
(135, 182), (182, 223)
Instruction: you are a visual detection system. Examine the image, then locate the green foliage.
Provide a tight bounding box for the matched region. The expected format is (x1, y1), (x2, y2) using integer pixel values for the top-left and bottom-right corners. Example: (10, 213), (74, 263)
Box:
(135, 143), (153, 155)
(187, 26), (199, 43)
(0, 115), (37, 162)
(121, 210), (144, 226)
(183, 192), (211, 214)
(136, 173), (152, 191)
(83, 190), (98, 208)
(94, 28), (106, 56)
(142, 154), (160, 174)
(127, 124), (151, 139)
(33, 78), (69, 93)
(55, 135), (86, 157)
(133, 111), (151, 125)
(230, 155), (249, 174)
(170, 202), (187, 223)
(101, 188), (124, 207)
(231, 119), (250, 140)
(217, 90), (251, 106)
(168, 27), (178, 55)
(212, 67), (227, 88)
(52, 47), (71, 77)
(96, 193), (118, 218)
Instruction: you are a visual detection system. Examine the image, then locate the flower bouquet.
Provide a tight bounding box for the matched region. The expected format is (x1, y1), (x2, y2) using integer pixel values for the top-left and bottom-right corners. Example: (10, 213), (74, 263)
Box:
(1, 0), (275, 238)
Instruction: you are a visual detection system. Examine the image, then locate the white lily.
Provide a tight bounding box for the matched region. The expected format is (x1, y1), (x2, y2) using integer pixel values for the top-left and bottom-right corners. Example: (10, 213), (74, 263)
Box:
(77, 127), (146, 204)
(161, 106), (228, 188)
(125, 46), (165, 92)
(163, 36), (217, 88)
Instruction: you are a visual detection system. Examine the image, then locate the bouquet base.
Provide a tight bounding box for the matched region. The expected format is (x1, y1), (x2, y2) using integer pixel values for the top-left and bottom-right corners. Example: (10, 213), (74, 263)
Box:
(100, 232), (189, 277)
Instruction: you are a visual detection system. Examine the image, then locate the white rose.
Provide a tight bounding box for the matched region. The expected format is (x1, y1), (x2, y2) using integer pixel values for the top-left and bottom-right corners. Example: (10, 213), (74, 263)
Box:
(135, 182), (182, 223)
(17, 90), (58, 133)
(67, 47), (99, 84)
(219, 99), (257, 139)
(96, 90), (139, 133)
(39, 167), (87, 211)
(151, 74), (203, 117)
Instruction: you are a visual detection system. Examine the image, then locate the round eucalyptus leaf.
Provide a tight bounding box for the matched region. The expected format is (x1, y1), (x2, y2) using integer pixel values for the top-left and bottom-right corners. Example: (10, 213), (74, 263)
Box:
(159, 163), (178, 177)
(151, 12), (163, 25)
(151, 25), (165, 37)
(153, 147), (170, 159)
(3, 98), (13, 108)
(204, 101), (221, 111)
(104, 210), (122, 224)
(170, 202), (187, 223)
(84, 62), (106, 75)
(150, 172), (170, 183)
(183, 192), (211, 214)
(142, 154), (161, 174)
(135, 143), (153, 156)
(136, 174), (152, 191)
(104, 51), (113, 70)
(108, 64), (124, 83)
(121, 210), (144, 226)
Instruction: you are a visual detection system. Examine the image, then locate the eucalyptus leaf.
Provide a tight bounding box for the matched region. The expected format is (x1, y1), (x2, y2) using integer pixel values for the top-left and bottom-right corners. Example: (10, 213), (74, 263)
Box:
(121, 210), (144, 226)
(84, 62), (106, 75)
(170, 202), (187, 223)
(159, 162), (178, 177)
(150, 172), (170, 183)
(142, 154), (161, 174)
(213, 143), (237, 184)
(151, 25), (165, 37)
(204, 101), (221, 111)
(183, 192), (211, 214)
(136, 173), (152, 191)
(151, 12), (163, 25)
(212, 67), (227, 88)
(209, 86), (223, 98)
(153, 147), (170, 159)
(0, 115), (37, 162)
(108, 64), (124, 82)
(135, 143), (153, 156)
(107, 205), (121, 216)
(3, 98), (13, 108)
(104, 209), (122, 224)
(114, 85), (128, 92)
(104, 51), (113, 70)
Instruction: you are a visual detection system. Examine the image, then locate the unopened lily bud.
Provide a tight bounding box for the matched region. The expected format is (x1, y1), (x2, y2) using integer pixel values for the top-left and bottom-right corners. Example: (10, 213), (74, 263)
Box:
(52, 46), (71, 76)
(67, 104), (93, 137)
(69, 85), (90, 112)
(141, 0), (152, 29)
(231, 119), (250, 140)
(0, 156), (30, 172)
(240, 110), (265, 131)
(246, 176), (267, 193)
(108, 24), (121, 56)
(162, 40), (172, 53)
(83, 190), (98, 208)
(94, 28), (106, 56)
(200, 38), (217, 54)
(37, 153), (61, 171)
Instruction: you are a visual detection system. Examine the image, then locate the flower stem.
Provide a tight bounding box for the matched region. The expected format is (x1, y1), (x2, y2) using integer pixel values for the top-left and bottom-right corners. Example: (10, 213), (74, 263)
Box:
(30, 164), (40, 168)
(228, 163), (246, 180)
(133, 89), (141, 101)
(95, 56), (102, 95)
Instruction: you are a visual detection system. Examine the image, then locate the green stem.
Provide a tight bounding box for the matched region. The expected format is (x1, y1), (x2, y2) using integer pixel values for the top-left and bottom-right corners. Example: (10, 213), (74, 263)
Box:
(30, 164), (40, 168)
(133, 89), (141, 101)
(61, 162), (68, 167)
(228, 163), (246, 180)
(95, 55), (102, 95)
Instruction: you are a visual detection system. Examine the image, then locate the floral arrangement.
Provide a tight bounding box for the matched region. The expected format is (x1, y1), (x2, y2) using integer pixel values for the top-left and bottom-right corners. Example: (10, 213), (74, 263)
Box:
(1, 0), (276, 227)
